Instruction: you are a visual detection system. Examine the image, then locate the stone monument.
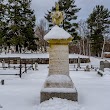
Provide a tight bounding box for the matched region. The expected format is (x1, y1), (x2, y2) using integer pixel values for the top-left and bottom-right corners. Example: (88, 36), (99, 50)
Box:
(40, 3), (78, 102)
(100, 60), (110, 71)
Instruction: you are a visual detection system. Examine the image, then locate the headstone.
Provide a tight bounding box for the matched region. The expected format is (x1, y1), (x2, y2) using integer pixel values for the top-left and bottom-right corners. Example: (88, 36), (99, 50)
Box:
(98, 60), (110, 76)
(77, 57), (80, 68)
(100, 61), (104, 71)
(2, 59), (5, 69)
(100, 60), (110, 71)
(85, 65), (90, 71)
(34, 62), (38, 70)
(104, 60), (110, 68)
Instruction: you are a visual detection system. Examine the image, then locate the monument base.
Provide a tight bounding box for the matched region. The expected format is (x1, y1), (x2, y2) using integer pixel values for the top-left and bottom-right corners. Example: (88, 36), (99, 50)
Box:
(41, 87), (78, 102)
(40, 75), (78, 102)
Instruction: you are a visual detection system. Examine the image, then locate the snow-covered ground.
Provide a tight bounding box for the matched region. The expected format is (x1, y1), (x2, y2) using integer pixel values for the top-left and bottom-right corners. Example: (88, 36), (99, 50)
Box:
(0, 54), (110, 110)
(0, 53), (89, 58)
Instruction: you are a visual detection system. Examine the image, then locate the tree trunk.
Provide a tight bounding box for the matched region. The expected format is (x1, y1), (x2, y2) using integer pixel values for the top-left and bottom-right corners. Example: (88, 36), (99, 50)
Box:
(19, 46), (22, 53)
(16, 45), (19, 53)
(101, 37), (105, 58)
(82, 38), (85, 55)
(78, 41), (81, 54)
(89, 43), (91, 56)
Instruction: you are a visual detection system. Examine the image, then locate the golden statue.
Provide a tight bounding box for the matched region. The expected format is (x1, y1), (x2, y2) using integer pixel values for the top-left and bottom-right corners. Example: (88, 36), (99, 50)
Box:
(51, 2), (64, 25)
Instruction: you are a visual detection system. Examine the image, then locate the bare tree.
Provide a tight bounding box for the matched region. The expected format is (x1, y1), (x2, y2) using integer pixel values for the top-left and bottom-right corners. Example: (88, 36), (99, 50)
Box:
(101, 24), (110, 58)
(35, 19), (48, 52)
(78, 20), (90, 56)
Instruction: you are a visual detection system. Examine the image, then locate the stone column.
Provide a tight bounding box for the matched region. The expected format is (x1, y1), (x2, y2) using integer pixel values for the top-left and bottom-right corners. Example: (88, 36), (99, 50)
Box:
(49, 41), (69, 76)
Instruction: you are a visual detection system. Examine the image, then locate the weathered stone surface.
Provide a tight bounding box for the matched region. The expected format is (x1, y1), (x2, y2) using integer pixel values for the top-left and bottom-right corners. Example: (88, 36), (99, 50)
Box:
(49, 45), (69, 75)
(77, 57), (80, 68)
(41, 75), (77, 102)
(44, 75), (74, 88)
(41, 88), (78, 102)
(100, 60), (110, 71)
(84, 65), (90, 71)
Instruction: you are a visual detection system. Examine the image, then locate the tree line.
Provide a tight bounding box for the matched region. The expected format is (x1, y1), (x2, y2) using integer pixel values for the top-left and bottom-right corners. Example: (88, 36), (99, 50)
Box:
(1, 0), (110, 56)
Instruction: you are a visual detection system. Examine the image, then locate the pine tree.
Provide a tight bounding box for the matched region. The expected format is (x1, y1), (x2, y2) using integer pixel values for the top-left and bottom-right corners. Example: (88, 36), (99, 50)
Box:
(45, 0), (80, 37)
(7, 0), (36, 52)
(87, 5), (110, 56)
(0, 0), (8, 48)
(90, 29), (104, 56)
(21, 0), (36, 51)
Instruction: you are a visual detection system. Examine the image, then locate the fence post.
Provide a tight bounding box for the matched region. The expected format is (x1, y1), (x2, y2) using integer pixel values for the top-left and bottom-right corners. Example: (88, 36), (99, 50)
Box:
(1, 79), (4, 85)
(25, 59), (27, 73)
(19, 59), (22, 78)
(8, 58), (10, 68)
(32, 59), (34, 70)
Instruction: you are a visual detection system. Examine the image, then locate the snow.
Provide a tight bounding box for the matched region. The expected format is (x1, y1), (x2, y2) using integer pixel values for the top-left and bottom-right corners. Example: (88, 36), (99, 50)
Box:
(44, 25), (72, 40)
(37, 98), (84, 110)
(0, 53), (89, 58)
(0, 53), (49, 59)
(46, 75), (71, 84)
(0, 54), (110, 110)
(41, 88), (76, 93)
(104, 68), (110, 75)
(104, 52), (110, 54)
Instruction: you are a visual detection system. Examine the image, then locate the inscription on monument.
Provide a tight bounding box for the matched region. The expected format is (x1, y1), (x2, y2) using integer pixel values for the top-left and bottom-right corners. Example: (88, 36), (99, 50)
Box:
(49, 45), (69, 75)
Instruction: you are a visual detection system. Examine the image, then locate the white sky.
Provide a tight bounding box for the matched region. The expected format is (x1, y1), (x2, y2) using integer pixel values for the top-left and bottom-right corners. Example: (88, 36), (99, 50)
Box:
(31, 0), (110, 22)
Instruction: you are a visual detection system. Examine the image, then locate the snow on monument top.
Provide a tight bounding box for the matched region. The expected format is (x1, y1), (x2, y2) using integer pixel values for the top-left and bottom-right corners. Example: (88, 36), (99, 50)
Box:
(44, 25), (72, 40)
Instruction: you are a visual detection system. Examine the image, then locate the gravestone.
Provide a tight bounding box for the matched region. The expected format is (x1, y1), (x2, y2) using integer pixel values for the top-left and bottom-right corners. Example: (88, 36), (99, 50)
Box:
(100, 61), (104, 71)
(100, 60), (110, 71)
(98, 60), (110, 76)
(85, 65), (90, 71)
(34, 62), (38, 70)
(77, 57), (80, 68)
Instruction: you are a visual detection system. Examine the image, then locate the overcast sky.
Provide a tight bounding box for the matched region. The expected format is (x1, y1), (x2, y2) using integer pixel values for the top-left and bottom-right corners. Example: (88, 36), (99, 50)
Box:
(31, 0), (110, 23)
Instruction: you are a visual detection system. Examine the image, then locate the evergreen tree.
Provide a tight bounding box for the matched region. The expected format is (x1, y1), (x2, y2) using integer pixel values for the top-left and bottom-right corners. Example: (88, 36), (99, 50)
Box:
(21, 0), (36, 51)
(90, 29), (104, 56)
(7, 0), (36, 52)
(0, 0), (8, 48)
(45, 0), (80, 37)
(87, 5), (110, 56)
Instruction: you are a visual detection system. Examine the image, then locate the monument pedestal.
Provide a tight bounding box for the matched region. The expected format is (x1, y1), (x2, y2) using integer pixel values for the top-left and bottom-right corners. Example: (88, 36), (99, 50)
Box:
(40, 75), (78, 102)
(41, 87), (77, 102)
